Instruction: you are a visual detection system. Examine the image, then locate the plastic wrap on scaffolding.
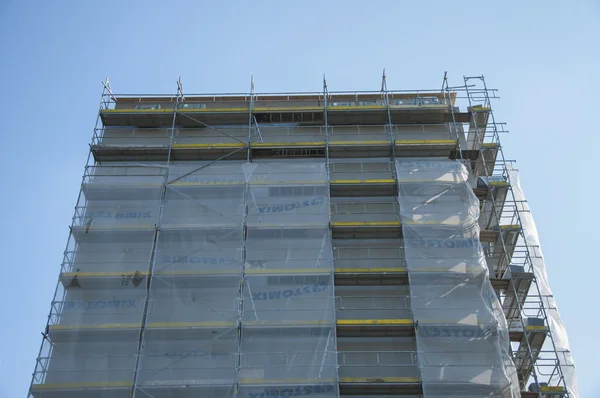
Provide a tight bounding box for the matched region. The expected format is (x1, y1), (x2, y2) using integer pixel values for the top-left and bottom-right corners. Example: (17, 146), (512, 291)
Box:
(241, 161), (337, 398)
(30, 164), (168, 396)
(134, 161), (246, 398)
(508, 166), (578, 397)
(396, 159), (519, 398)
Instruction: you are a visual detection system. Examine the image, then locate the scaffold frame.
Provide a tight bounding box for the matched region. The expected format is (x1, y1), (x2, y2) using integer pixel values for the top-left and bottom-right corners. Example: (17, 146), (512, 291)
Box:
(27, 72), (577, 398)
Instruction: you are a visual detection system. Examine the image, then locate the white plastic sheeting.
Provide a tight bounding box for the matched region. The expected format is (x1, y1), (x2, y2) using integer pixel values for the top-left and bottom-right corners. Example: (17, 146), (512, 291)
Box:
(33, 160), (337, 398)
(130, 162), (247, 398)
(508, 166), (579, 397)
(240, 161), (337, 398)
(396, 159), (519, 398)
(125, 160), (337, 397)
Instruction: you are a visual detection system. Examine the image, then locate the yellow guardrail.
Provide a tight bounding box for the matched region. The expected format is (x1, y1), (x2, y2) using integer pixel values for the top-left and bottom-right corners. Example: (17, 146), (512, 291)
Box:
(337, 319), (412, 326)
(335, 267), (407, 273)
(395, 139), (456, 145)
(331, 221), (400, 227)
(340, 377), (420, 383)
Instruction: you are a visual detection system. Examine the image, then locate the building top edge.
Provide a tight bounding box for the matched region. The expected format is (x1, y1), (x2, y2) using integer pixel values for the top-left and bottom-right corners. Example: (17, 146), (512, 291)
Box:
(112, 92), (456, 103)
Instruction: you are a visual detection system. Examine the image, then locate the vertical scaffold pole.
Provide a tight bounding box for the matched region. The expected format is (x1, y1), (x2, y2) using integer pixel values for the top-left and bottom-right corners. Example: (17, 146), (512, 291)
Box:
(382, 69), (399, 182)
(462, 75), (548, 395)
(131, 78), (184, 398)
(322, 74), (340, 397)
(471, 75), (569, 395)
(441, 71), (464, 164)
(383, 70), (423, 386)
(234, 75), (257, 398)
(248, 75), (255, 162)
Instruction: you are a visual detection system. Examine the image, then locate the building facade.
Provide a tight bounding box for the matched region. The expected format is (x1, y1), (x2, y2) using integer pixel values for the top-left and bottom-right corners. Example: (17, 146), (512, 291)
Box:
(28, 75), (577, 398)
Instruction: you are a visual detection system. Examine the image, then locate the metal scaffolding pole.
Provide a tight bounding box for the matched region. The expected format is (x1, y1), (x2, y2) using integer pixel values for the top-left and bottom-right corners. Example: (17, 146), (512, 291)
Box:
(463, 75), (569, 395)
(322, 74), (341, 398)
(131, 78), (184, 398)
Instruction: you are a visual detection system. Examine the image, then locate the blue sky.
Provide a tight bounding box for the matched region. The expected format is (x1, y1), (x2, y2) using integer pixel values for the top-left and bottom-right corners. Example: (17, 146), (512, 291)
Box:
(0, 1), (598, 397)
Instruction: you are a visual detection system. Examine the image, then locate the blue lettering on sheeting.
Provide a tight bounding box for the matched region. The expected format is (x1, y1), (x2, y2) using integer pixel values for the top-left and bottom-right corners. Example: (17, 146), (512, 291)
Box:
(178, 175), (268, 184)
(87, 211), (153, 219)
(420, 325), (497, 339)
(179, 176), (244, 184)
(405, 238), (481, 249)
(251, 283), (329, 301)
(163, 256), (237, 265)
(146, 349), (230, 359)
(257, 197), (324, 214)
(249, 384), (334, 398)
(397, 161), (459, 170)
(270, 205), (284, 213)
(63, 300), (136, 310)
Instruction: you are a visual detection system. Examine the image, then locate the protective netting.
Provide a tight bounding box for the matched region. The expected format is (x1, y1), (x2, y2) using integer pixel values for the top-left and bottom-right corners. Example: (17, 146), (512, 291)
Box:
(124, 160), (338, 398)
(396, 159), (519, 398)
(134, 161), (245, 397)
(33, 164), (166, 397)
(508, 166), (579, 397)
(240, 161), (337, 398)
(34, 143), (577, 397)
(34, 159), (337, 398)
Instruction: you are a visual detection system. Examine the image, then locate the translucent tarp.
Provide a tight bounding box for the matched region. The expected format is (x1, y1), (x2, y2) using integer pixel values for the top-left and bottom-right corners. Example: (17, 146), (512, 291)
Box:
(110, 160), (338, 398)
(34, 340), (138, 394)
(135, 161), (245, 397)
(396, 159), (519, 397)
(246, 162), (329, 226)
(62, 233), (155, 276)
(254, 125), (325, 143)
(99, 127), (172, 147)
(240, 161), (337, 398)
(154, 228), (243, 275)
(32, 164), (165, 395)
(508, 167), (578, 397)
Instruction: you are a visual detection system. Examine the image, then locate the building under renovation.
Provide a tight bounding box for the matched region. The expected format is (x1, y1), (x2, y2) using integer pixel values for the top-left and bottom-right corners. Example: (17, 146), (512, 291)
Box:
(28, 74), (577, 398)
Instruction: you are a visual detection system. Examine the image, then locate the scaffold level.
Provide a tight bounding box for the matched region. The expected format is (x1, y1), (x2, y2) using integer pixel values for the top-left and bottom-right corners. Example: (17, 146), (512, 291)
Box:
(28, 73), (577, 398)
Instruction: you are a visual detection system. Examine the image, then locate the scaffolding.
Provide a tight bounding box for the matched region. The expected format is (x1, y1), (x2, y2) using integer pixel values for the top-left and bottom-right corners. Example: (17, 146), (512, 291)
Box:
(28, 73), (577, 398)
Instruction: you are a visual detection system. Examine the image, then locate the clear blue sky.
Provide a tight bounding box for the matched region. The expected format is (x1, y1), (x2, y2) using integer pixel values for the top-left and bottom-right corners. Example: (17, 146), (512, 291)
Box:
(0, 1), (597, 397)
